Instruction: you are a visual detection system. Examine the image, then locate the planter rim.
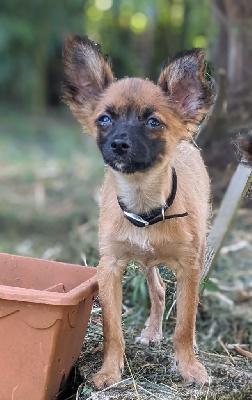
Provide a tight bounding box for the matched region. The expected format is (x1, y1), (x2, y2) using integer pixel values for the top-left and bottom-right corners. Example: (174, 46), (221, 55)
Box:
(0, 253), (98, 305)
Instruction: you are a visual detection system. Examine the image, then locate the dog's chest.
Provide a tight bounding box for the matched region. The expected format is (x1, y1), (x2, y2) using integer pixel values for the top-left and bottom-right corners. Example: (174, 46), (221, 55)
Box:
(121, 227), (155, 253)
(116, 224), (180, 264)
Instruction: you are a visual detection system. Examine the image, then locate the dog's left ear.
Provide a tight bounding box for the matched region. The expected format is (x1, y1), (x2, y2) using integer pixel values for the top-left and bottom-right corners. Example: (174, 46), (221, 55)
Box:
(62, 35), (114, 133)
(158, 49), (215, 132)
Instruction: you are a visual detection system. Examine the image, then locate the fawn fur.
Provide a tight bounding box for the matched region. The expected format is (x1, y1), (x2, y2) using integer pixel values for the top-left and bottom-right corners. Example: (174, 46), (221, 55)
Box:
(63, 35), (215, 388)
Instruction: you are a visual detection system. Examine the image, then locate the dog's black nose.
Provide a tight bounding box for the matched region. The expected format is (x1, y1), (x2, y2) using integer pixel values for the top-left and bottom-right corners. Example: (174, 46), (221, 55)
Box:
(111, 138), (130, 155)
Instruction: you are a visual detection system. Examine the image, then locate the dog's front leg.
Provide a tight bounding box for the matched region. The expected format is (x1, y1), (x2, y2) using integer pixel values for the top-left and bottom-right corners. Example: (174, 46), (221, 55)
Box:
(174, 259), (209, 385)
(92, 256), (126, 389)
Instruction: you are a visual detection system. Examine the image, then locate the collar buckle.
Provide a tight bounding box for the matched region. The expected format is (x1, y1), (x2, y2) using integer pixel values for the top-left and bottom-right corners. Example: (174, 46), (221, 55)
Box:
(161, 207), (165, 221)
(123, 211), (149, 227)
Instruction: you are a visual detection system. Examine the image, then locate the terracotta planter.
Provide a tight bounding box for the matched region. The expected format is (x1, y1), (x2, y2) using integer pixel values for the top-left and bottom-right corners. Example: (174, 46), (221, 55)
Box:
(0, 253), (98, 400)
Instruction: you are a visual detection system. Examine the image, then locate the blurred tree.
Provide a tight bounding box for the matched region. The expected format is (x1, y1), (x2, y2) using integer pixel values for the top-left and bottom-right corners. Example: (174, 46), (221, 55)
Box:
(198, 0), (252, 148)
(210, 0), (252, 118)
(0, 0), (84, 113)
(0, 0), (211, 113)
(83, 0), (211, 79)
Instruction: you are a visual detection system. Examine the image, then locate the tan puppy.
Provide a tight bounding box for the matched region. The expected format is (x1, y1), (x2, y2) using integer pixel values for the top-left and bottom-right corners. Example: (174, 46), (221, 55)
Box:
(63, 36), (215, 388)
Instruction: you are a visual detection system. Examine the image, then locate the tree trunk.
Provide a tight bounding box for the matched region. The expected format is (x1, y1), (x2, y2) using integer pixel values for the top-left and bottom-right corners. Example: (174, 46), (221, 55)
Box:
(31, 42), (48, 114)
(30, 5), (49, 114)
(210, 0), (252, 119)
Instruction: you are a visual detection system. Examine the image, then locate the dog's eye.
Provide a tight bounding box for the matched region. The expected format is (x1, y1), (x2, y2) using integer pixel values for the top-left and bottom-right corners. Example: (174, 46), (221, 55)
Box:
(147, 117), (161, 127)
(98, 115), (112, 126)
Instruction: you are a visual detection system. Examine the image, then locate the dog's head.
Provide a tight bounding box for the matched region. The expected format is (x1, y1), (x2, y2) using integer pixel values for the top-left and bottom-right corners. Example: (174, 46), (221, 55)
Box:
(63, 35), (215, 174)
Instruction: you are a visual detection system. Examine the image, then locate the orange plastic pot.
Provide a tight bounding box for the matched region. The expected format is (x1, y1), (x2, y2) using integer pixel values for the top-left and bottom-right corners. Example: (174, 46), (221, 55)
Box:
(0, 253), (98, 400)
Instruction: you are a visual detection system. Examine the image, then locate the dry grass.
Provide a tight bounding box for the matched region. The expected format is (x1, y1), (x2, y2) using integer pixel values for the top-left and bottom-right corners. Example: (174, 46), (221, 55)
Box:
(68, 291), (252, 400)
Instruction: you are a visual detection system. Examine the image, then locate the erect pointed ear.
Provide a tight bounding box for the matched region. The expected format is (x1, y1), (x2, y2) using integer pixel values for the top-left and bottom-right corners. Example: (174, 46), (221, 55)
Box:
(62, 35), (114, 132)
(158, 48), (215, 133)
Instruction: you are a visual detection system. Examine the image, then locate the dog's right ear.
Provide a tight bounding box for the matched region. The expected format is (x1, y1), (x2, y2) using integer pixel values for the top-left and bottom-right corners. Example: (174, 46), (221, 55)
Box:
(158, 49), (215, 134)
(62, 35), (114, 132)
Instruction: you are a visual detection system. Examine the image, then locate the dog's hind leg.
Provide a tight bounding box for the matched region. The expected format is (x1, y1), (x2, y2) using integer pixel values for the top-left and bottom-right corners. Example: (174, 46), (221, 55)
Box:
(173, 253), (209, 385)
(136, 266), (166, 346)
(92, 256), (126, 389)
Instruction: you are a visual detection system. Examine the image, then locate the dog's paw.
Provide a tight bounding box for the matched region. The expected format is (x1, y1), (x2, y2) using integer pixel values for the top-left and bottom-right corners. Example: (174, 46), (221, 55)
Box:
(178, 359), (210, 385)
(92, 369), (122, 390)
(135, 327), (163, 346)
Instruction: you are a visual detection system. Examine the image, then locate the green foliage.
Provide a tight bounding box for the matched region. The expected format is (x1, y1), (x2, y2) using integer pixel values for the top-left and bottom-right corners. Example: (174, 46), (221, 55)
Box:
(199, 277), (220, 294)
(0, 0), (84, 111)
(0, 0), (213, 113)
(123, 262), (149, 311)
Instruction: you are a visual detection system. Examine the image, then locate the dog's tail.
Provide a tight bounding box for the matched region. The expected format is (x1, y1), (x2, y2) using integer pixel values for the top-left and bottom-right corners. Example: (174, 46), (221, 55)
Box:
(236, 131), (252, 167)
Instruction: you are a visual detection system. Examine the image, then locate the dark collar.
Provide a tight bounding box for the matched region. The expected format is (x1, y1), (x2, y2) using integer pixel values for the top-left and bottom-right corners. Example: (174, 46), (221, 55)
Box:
(117, 167), (188, 228)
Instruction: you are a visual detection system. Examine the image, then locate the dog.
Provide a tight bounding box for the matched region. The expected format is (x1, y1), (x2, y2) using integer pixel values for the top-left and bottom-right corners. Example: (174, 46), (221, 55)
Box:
(62, 35), (215, 388)
(237, 131), (252, 167)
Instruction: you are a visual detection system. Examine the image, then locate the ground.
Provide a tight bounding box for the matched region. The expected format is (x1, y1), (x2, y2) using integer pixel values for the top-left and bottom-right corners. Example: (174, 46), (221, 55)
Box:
(0, 109), (251, 399)
(61, 211), (252, 399)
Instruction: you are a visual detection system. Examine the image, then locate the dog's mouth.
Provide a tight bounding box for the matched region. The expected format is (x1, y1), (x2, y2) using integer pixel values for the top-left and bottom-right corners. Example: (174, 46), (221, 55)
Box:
(110, 160), (131, 173)
(102, 153), (153, 174)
